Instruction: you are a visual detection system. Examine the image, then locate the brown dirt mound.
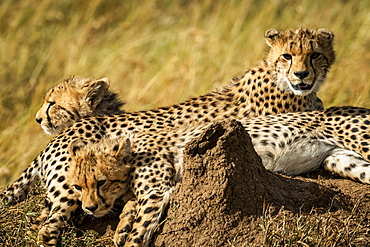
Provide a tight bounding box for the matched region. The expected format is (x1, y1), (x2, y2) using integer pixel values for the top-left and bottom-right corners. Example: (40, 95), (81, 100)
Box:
(153, 120), (368, 246)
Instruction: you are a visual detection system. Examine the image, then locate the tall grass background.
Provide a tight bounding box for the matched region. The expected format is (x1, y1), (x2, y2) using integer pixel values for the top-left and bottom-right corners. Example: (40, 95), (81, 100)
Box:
(0, 0), (369, 186)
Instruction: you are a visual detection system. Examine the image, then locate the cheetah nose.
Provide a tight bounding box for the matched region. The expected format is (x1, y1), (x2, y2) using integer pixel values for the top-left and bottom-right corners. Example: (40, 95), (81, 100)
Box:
(36, 117), (42, 124)
(294, 71), (309, 79)
(85, 205), (98, 213)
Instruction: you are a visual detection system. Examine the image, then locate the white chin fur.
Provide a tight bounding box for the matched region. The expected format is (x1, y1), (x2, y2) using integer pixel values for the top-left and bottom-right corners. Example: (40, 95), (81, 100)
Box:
(289, 87), (312, 96)
(284, 78), (315, 97)
(42, 127), (57, 135)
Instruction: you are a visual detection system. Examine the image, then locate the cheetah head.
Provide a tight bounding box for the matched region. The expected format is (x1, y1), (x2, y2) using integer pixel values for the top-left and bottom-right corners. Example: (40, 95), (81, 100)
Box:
(36, 76), (125, 135)
(265, 28), (335, 96)
(69, 137), (132, 218)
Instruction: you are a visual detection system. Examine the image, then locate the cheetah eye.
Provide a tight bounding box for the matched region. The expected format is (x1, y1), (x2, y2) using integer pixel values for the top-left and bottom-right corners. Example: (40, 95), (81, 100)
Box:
(97, 180), (107, 187)
(282, 54), (292, 60)
(73, 185), (82, 191)
(311, 52), (321, 59)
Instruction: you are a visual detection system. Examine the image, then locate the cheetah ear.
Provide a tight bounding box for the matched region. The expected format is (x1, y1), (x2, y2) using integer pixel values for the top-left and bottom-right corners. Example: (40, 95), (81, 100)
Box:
(85, 78), (110, 109)
(113, 138), (132, 162)
(317, 28), (334, 42)
(265, 28), (280, 47)
(70, 139), (87, 156)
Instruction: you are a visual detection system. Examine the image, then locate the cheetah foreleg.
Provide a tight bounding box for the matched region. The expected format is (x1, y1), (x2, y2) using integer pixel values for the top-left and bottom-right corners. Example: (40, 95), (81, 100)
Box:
(323, 148), (370, 184)
(26, 199), (52, 238)
(37, 201), (79, 246)
(125, 189), (171, 247)
(114, 198), (138, 247)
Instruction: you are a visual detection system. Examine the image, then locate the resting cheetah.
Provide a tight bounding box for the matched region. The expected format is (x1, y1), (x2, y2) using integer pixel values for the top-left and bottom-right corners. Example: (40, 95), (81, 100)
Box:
(38, 28), (335, 136)
(36, 76), (125, 135)
(67, 106), (370, 247)
(4, 106), (370, 246)
(1, 27), (336, 246)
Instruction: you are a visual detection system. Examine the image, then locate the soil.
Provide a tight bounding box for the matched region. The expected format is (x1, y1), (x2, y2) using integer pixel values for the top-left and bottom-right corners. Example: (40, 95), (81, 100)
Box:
(1, 120), (369, 246)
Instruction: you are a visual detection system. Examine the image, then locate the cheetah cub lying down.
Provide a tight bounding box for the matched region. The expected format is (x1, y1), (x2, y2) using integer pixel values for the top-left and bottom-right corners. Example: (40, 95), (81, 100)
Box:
(69, 106), (370, 246)
(36, 76), (125, 135)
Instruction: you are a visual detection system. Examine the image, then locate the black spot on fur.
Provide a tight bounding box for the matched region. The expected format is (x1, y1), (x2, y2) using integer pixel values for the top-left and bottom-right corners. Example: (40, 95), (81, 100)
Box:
(53, 191), (60, 198)
(142, 220), (151, 227)
(144, 207), (158, 214)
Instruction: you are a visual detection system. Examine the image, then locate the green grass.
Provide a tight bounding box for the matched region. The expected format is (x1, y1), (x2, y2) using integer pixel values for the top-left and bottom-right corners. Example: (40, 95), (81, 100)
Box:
(0, 0), (369, 186)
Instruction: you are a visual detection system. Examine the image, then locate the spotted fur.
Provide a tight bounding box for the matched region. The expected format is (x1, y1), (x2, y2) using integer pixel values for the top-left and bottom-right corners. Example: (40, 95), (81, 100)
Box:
(39, 28), (335, 137)
(68, 106), (370, 247)
(1, 28), (336, 246)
